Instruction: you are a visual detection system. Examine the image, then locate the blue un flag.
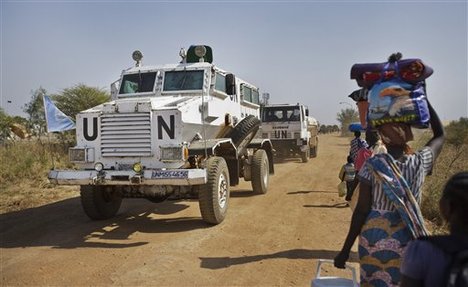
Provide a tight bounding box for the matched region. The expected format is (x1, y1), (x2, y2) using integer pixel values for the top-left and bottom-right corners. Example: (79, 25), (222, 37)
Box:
(43, 95), (76, 132)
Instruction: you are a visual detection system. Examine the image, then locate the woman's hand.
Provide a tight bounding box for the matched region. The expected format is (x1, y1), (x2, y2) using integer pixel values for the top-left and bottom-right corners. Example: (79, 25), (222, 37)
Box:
(334, 250), (349, 269)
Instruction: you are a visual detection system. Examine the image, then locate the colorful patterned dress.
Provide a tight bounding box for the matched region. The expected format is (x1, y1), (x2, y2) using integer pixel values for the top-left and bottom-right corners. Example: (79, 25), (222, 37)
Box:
(357, 147), (433, 287)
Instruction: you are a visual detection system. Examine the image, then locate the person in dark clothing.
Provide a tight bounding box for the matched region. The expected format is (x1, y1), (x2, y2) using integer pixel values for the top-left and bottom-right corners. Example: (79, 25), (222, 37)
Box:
(339, 155), (356, 200)
(400, 172), (468, 287)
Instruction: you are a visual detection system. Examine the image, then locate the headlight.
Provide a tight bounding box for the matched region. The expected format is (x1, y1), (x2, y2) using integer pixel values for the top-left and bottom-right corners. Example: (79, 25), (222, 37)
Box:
(194, 45), (207, 58)
(69, 148), (85, 162)
(160, 146), (188, 162)
(133, 162), (143, 173)
(69, 147), (94, 163)
(94, 162), (104, 172)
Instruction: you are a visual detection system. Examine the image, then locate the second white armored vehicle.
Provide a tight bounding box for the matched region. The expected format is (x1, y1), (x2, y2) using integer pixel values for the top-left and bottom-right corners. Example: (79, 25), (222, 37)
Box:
(260, 103), (319, 162)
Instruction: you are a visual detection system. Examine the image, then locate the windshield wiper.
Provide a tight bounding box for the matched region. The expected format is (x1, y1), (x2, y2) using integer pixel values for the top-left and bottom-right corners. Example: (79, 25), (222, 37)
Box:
(179, 69), (187, 89)
(138, 70), (142, 92)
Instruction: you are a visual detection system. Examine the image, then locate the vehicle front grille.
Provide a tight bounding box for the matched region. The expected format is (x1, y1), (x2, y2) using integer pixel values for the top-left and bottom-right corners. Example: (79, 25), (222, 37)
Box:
(101, 113), (152, 157)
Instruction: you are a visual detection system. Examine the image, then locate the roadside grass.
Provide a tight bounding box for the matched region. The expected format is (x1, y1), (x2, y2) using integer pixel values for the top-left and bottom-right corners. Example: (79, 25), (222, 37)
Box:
(412, 128), (468, 234)
(0, 139), (77, 214)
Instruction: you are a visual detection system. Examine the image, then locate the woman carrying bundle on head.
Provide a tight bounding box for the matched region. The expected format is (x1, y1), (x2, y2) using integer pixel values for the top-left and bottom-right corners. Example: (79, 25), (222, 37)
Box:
(335, 98), (444, 286)
(334, 99), (445, 286)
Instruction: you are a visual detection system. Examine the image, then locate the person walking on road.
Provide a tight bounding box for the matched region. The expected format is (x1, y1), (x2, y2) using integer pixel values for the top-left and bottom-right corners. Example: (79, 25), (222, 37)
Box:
(349, 131), (368, 164)
(339, 155), (356, 200)
(348, 130), (387, 204)
(334, 99), (445, 287)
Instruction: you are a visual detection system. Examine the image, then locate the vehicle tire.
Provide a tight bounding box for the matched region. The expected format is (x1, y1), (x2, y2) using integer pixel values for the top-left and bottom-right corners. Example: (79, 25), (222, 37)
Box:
(301, 149), (310, 163)
(80, 185), (122, 220)
(197, 157), (230, 225)
(310, 141), (318, 158)
(225, 115), (260, 154)
(251, 149), (269, 194)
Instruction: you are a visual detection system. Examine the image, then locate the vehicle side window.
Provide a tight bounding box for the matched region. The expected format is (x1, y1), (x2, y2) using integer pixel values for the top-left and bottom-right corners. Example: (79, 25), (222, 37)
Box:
(215, 73), (226, 94)
(252, 89), (260, 104)
(242, 85), (252, 102)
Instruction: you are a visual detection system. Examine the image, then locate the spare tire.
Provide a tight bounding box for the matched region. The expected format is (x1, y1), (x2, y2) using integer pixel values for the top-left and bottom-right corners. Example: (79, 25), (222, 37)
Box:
(225, 115), (260, 154)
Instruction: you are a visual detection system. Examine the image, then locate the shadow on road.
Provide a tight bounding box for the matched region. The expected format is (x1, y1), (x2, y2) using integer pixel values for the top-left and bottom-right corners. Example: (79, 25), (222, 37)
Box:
(303, 202), (349, 209)
(199, 248), (358, 269)
(230, 189), (263, 198)
(288, 190), (337, 195)
(272, 158), (303, 164)
(0, 197), (209, 249)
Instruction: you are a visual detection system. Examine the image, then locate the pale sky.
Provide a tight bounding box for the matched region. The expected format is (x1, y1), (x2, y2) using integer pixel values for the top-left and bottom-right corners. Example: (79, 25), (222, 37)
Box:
(1, 0), (467, 125)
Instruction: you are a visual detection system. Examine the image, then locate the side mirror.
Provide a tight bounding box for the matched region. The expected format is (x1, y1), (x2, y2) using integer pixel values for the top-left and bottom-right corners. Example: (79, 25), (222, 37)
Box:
(225, 73), (236, 95)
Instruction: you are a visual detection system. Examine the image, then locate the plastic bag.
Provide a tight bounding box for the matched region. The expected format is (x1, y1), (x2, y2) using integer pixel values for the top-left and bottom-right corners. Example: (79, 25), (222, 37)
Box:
(338, 181), (347, 197)
(367, 78), (430, 128)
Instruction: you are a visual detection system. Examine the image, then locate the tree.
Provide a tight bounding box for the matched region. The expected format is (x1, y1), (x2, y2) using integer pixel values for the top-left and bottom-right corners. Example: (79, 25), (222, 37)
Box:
(332, 125), (340, 133)
(0, 109), (29, 143)
(23, 87), (48, 136)
(52, 84), (110, 120)
(0, 108), (12, 142)
(336, 108), (359, 136)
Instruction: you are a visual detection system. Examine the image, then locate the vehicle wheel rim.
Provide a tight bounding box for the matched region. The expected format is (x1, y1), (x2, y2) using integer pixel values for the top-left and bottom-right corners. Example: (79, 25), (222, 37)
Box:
(218, 173), (228, 208)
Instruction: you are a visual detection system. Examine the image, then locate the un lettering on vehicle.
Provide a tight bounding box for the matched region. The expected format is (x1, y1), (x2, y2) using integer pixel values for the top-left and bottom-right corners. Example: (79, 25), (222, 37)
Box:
(76, 111), (182, 145)
(274, 130), (288, 139)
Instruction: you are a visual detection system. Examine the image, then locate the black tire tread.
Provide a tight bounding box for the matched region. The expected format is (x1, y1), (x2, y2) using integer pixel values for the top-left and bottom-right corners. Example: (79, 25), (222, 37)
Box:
(251, 149), (269, 194)
(80, 185), (122, 220)
(198, 157), (230, 225)
(226, 115), (260, 153)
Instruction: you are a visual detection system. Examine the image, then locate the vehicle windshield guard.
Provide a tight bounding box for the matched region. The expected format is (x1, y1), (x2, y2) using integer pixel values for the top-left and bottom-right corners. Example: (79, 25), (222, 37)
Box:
(262, 106), (301, 122)
(119, 72), (157, 94)
(163, 70), (204, 91)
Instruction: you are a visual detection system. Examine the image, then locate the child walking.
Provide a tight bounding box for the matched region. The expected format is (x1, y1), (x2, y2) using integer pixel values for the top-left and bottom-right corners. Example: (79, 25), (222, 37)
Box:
(338, 155), (356, 201)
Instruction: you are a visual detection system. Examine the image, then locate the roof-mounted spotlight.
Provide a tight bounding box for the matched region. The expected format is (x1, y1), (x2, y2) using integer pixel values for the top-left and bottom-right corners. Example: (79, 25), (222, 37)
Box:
(132, 50), (143, 67)
(194, 45), (207, 62)
(185, 45), (213, 63)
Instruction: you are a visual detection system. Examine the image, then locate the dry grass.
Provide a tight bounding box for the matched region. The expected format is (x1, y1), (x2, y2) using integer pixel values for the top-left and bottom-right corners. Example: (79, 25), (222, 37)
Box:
(411, 128), (468, 233)
(0, 139), (77, 214)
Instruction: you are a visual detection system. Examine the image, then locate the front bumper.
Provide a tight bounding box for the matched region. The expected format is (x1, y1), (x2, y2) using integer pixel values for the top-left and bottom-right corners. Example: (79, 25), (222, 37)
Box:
(48, 169), (207, 186)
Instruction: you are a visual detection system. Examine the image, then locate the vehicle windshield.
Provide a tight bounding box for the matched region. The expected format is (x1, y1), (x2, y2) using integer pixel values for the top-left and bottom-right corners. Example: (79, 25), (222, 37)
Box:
(163, 70), (204, 91)
(119, 72), (157, 94)
(262, 106), (301, 122)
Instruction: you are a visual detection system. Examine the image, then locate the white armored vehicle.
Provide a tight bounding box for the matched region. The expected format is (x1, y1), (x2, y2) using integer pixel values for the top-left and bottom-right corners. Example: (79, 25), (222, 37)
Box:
(260, 103), (319, 162)
(48, 45), (274, 225)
